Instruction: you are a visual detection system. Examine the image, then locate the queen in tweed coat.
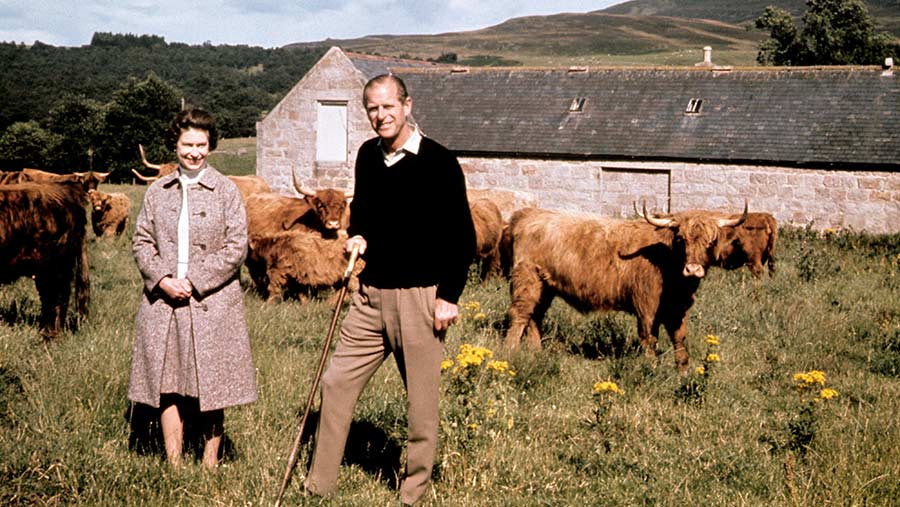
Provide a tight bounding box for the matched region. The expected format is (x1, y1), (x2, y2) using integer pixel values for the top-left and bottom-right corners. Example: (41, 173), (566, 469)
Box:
(128, 166), (257, 412)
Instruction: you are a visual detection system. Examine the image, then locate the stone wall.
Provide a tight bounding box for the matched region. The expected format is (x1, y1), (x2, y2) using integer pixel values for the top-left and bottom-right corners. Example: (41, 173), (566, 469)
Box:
(256, 47), (367, 196)
(460, 157), (900, 234)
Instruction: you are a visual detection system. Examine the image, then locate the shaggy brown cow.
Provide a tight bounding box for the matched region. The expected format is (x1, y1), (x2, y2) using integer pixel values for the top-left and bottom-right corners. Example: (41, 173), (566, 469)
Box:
(245, 176), (352, 239)
(715, 212), (777, 277)
(0, 182), (90, 339)
(228, 174), (271, 201)
(2, 168), (110, 192)
(131, 144), (178, 182)
(246, 229), (363, 304)
(470, 198), (504, 283)
(504, 204), (746, 372)
(132, 145), (270, 201)
(87, 189), (131, 237)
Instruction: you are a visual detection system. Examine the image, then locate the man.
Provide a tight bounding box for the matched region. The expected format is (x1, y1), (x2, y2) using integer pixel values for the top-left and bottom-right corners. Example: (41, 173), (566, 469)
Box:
(303, 74), (476, 505)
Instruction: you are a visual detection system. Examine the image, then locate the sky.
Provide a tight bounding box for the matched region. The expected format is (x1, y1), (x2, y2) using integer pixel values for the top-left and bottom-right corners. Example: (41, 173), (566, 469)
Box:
(0, 1), (626, 49)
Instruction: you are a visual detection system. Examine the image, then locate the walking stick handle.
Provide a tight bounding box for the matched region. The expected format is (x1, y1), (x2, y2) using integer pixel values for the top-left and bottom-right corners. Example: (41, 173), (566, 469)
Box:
(343, 243), (360, 280)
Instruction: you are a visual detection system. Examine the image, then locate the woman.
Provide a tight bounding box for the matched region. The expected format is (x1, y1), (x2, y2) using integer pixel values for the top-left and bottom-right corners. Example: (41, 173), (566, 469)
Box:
(128, 108), (257, 468)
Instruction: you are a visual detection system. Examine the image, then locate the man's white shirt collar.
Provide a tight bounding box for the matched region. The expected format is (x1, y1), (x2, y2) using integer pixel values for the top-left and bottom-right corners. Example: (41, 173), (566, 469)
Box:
(381, 127), (421, 167)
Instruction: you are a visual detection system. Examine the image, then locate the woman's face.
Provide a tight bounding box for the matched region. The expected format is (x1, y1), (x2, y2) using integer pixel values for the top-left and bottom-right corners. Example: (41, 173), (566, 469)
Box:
(176, 127), (210, 171)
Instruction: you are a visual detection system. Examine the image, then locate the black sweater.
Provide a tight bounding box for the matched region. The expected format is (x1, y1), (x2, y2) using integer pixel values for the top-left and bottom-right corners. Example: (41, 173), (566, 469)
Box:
(347, 136), (476, 303)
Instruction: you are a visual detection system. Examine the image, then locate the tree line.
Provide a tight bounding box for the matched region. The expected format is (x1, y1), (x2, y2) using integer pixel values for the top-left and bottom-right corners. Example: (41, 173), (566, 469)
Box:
(0, 33), (325, 179)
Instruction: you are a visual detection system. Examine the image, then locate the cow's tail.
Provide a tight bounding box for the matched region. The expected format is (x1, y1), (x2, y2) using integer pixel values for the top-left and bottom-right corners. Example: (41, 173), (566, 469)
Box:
(75, 233), (91, 321)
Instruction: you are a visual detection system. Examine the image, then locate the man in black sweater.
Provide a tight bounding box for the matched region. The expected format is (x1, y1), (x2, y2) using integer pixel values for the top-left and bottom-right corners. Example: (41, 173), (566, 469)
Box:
(304, 74), (476, 505)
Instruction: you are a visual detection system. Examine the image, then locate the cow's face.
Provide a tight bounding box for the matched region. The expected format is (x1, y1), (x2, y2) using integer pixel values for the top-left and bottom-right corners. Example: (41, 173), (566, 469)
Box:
(672, 216), (725, 278)
(641, 203), (747, 278)
(87, 190), (107, 211)
(305, 189), (349, 230)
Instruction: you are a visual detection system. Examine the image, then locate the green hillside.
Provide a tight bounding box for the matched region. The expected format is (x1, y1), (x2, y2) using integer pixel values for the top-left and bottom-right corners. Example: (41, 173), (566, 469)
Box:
(289, 12), (766, 67)
(285, 1), (898, 67)
(604, 0), (900, 36)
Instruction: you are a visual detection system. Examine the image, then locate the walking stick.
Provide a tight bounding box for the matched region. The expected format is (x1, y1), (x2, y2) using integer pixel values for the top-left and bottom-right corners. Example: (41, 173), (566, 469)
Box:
(274, 244), (360, 507)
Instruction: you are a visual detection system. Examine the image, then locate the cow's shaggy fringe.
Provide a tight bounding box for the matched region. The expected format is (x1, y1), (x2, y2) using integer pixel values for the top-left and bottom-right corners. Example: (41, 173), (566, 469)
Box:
(1, 180), (900, 506)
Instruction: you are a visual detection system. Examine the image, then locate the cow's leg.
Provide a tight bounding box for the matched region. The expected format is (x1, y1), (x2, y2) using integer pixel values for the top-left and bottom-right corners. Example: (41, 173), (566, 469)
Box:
(636, 314), (659, 368)
(634, 297), (661, 368)
(748, 254), (764, 278)
(265, 269), (286, 303)
(505, 261), (543, 350)
(34, 270), (71, 339)
(480, 245), (502, 284)
(524, 286), (554, 350)
(663, 314), (691, 374)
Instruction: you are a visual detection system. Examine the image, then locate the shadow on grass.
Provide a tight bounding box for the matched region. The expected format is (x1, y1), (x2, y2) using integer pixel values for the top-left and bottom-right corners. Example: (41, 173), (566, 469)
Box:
(125, 400), (236, 463)
(294, 411), (403, 490)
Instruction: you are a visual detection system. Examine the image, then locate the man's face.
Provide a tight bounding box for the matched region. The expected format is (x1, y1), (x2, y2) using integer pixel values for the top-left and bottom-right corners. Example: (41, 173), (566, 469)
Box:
(364, 80), (412, 144)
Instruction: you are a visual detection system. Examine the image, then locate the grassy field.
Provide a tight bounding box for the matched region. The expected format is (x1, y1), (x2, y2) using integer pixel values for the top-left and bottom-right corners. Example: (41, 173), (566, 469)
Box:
(1, 171), (900, 505)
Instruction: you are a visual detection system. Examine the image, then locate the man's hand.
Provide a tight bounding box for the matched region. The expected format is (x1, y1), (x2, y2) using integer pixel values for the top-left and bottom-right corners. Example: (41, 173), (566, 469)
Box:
(434, 298), (459, 332)
(345, 235), (367, 256)
(159, 276), (192, 302)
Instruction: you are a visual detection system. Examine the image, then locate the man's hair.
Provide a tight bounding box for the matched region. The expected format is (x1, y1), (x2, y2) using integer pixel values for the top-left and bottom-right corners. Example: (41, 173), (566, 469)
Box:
(363, 74), (409, 104)
(164, 108), (219, 151)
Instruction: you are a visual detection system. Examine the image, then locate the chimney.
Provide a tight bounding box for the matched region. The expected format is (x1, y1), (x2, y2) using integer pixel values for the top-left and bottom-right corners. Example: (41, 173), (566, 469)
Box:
(695, 46), (713, 67)
(883, 57), (894, 76)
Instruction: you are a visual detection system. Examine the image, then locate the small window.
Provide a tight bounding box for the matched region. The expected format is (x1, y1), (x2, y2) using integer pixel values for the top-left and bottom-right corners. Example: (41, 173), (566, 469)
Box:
(685, 98), (703, 115)
(316, 101), (348, 162)
(569, 97), (587, 113)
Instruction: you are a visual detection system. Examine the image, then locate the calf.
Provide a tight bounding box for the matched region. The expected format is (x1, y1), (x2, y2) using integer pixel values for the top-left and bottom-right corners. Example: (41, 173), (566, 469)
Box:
(246, 229), (363, 304)
(87, 189), (131, 237)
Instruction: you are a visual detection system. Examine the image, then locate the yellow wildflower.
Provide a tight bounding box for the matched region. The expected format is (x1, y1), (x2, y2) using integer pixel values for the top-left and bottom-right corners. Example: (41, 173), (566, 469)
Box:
(593, 381), (623, 395)
(487, 360), (509, 373)
(793, 370), (827, 389)
(440, 359), (454, 371)
(695, 366), (706, 376)
(706, 353), (720, 363)
(474, 312), (486, 320)
(465, 301), (481, 311)
(468, 423), (478, 431)
(705, 334), (720, 346)
(819, 388), (839, 400)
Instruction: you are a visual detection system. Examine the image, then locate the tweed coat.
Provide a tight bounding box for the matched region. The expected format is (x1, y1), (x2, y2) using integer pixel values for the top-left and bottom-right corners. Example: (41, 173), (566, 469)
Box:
(128, 166), (257, 412)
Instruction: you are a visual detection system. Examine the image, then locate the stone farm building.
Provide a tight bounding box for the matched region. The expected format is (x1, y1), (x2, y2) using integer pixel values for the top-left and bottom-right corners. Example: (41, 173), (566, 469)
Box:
(256, 47), (900, 234)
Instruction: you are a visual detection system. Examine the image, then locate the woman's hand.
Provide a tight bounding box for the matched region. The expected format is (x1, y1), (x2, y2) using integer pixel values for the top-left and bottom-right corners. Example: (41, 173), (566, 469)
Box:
(159, 276), (192, 301)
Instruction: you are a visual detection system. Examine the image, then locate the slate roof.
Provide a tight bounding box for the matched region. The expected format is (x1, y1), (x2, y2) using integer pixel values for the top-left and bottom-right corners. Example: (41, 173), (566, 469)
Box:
(390, 65), (900, 169)
(345, 51), (442, 80)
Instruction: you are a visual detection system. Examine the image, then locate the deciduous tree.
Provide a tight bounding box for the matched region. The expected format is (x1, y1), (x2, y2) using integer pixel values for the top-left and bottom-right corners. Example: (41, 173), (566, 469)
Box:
(756, 0), (896, 65)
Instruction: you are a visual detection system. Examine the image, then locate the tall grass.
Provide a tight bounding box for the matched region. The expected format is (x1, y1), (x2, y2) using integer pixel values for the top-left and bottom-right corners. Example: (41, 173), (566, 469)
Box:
(1, 182), (899, 506)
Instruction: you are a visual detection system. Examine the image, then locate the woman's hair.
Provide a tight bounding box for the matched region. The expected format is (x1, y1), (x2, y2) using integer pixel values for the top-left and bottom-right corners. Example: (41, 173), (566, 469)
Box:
(164, 108), (218, 151)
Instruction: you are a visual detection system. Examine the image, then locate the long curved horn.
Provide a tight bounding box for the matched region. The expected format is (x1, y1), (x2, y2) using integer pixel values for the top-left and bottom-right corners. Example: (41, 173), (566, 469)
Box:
(139, 144), (164, 172)
(718, 200), (748, 228)
(291, 168), (317, 197)
(131, 168), (160, 182)
(638, 201), (674, 228)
